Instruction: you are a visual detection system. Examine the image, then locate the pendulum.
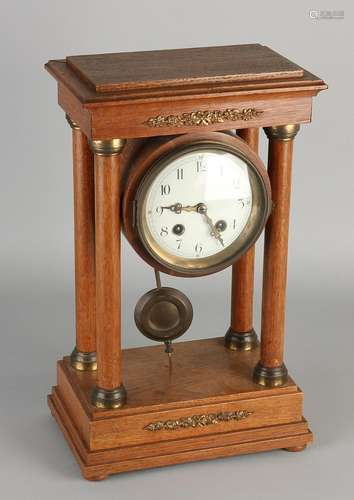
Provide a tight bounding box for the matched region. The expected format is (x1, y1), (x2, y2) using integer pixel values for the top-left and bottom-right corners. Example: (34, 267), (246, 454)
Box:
(134, 269), (193, 356)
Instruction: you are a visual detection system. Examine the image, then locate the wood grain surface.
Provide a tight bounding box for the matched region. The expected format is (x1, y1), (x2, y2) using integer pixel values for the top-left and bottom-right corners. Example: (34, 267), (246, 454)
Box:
(63, 338), (297, 418)
(59, 84), (315, 140)
(66, 44), (304, 93)
(46, 43), (326, 105)
(230, 128), (259, 333)
(45, 43), (326, 140)
(260, 137), (295, 368)
(94, 153), (123, 390)
(48, 338), (312, 479)
(72, 128), (96, 353)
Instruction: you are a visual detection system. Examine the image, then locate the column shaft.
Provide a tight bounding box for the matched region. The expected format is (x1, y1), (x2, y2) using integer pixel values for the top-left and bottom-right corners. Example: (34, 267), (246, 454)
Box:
(91, 138), (126, 409)
(66, 115), (96, 371)
(225, 127), (259, 351)
(254, 124), (299, 386)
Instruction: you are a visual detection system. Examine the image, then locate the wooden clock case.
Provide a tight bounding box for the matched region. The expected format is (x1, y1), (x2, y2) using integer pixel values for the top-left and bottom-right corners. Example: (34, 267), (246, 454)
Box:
(121, 131), (272, 277)
(45, 44), (326, 480)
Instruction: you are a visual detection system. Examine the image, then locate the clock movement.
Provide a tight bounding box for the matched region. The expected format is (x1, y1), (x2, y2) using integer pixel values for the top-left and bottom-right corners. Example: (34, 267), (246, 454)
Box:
(45, 44), (326, 480)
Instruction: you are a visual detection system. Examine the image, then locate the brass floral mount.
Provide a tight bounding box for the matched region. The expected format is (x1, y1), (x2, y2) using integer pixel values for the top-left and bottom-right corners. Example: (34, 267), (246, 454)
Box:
(144, 410), (252, 431)
(143, 108), (263, 128)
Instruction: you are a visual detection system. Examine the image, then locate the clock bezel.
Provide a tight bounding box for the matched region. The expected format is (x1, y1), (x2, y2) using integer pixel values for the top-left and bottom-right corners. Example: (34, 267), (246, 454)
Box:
(121, 132), (272, 277)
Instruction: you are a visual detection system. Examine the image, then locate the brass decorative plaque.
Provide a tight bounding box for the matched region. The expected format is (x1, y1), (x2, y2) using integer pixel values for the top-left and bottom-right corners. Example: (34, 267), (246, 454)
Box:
(144, 410), (252, 431)
(143, 108), (263, 128)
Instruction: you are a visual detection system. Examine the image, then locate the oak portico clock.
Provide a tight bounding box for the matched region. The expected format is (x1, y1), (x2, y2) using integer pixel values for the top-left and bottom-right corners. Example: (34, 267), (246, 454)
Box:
(45, 44), (326, 480)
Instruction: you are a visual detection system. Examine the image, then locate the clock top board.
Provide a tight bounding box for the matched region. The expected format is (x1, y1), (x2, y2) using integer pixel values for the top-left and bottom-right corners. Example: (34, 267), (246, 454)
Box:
(46, 43), (326, 102)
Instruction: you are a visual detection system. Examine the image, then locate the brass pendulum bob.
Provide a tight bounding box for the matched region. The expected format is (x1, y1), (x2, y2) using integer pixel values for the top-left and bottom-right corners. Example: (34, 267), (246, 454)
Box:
(134, 269), (193, 357)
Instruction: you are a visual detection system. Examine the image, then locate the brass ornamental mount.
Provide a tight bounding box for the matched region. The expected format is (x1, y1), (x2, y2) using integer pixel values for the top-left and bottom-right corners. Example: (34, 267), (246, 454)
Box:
(90, 138), (126, 156)
(144, 410), (253, 431)
(144, 108), (263, 128)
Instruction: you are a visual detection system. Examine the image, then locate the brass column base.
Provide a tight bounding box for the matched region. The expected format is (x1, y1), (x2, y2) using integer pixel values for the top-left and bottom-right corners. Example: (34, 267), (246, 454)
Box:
(92, 385), (127, 409)
(70, 348), (97, 371)
(224, 328), (258, 351)
(253, 362), (288, 387)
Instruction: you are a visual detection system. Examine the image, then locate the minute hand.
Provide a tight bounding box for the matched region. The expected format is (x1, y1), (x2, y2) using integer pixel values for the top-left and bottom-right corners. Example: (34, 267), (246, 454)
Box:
(195, 204), (224, 248)
(203, 212), (225, 247)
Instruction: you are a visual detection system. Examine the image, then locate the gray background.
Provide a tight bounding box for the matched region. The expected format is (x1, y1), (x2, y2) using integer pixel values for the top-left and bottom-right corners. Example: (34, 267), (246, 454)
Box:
(1, 0), (353, 498)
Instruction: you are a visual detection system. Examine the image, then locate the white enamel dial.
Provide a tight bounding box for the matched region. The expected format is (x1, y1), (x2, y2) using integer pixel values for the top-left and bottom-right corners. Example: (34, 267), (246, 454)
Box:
(143, 149), (252, 260)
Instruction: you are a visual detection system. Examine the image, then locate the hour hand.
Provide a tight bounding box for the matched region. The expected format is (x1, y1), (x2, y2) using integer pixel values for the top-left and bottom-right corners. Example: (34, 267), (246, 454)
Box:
(160, 203), (183, 214)
(160, 203), (199, 214)
(180, 204), (199, 213)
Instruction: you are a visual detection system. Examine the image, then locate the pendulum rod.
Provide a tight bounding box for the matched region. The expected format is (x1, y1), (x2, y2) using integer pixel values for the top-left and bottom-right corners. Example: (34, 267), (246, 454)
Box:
(154, 268), (162, 289)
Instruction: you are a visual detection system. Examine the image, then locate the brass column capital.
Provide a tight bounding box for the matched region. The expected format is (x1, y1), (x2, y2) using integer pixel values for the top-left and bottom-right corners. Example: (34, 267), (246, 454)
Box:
(90, 138), (126, 156)
(65, 114), (80, 130)
(264, 124), (300, 141)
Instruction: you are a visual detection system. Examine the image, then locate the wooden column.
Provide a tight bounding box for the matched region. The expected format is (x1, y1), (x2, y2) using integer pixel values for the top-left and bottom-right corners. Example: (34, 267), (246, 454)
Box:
(253, 124), (300, 387)
(66, 115), (97, 371)
(225, 128), (259, 351)
(91, 138), (127, 409)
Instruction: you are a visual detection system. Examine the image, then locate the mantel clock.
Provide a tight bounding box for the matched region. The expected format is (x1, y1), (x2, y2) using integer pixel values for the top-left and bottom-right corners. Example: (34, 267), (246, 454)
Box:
(45, 44), (326, 480)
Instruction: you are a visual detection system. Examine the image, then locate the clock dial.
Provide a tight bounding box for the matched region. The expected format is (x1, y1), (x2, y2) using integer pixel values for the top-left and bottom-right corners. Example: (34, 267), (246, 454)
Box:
(129, 136), (271, 277)
(144, 150), (252, 259)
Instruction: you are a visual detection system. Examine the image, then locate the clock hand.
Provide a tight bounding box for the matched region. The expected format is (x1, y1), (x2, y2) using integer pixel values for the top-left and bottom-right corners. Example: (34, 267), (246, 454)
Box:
(180, 204), (200, 213)
(160, 203), (199, 214)
(204, 213), (225, 247)
(159, 202), (224, 246)
(196, 204), (225, 248)
(160, 203), (182, 213)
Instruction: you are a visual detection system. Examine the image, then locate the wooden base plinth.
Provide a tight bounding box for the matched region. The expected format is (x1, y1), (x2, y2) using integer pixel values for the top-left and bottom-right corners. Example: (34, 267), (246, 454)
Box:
(48, 338), (312, 480)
